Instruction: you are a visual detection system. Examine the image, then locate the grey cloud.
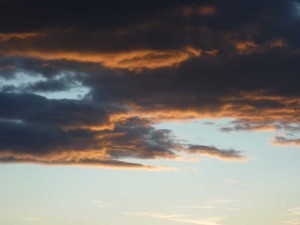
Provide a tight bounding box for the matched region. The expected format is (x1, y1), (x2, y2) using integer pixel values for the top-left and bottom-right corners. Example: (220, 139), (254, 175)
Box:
(187, 145), (245, 161)
(0, 157), (155, 170)
(23, 77), (76, 93)
(272, 136), (300, 146)
(0, 92), (109, 127)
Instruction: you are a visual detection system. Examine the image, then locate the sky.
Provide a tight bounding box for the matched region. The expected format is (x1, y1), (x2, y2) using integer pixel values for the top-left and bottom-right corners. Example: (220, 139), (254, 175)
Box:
(0, 0), (300, 224)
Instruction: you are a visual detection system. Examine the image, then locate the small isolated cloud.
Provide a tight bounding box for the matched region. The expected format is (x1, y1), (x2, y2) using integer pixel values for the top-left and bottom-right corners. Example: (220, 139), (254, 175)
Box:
(90, 200), (118, 209)
(272, 136), (300, 146)
(24, 217), (42, 222)
(186, 145), (245, 161)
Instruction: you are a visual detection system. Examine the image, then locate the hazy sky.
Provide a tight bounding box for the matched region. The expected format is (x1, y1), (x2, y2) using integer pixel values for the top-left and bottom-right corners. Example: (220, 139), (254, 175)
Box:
(0, 0), (300, 225)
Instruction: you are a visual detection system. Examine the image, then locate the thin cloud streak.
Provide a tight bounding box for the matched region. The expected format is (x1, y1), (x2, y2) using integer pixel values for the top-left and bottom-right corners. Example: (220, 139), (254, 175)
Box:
(123, 211), (224, 225)
(173, 199), (239, 210)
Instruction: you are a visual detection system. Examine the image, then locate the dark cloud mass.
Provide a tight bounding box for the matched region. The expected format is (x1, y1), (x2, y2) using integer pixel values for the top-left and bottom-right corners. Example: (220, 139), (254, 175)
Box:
(0, 0), (299, 169)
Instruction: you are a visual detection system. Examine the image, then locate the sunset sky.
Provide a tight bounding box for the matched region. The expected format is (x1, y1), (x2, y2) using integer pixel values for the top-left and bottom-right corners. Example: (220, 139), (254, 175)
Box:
(1, 0), (300, 225)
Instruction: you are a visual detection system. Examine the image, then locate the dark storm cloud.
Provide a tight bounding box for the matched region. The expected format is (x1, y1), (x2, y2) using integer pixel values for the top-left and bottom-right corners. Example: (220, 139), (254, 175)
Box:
(22, 75), (79, 92)
(0, 0), (299, 168)
(0, 0), (296, 38)
(0, 0), (286, 32)
(0, 0), (297, 70)
(0, 89), (169, 165)
(0, 92), (109, 127)
(0, 56), (17, 77)
(84, 51), (300, 124)
(0, 90), (245, 167)
(0, 118), (96, 155)
(0, 89), (179, 167)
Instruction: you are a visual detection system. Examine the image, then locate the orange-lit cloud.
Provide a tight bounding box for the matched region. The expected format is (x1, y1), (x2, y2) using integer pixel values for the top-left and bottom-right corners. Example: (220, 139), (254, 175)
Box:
(183, 6), (217, 16)
(234, 38), (287, 54)
(0, 32), (40, 41)
(267, 38), (288, 49)
(0, 0), (300, 172)
(196, 6), (217, 16)
(235, 41), (259, 54)
(272, 136), (300, 146)
(0, 151), (177, 171)
(0, 31), (208, 70)
(106, 92), (300, 127)
(1, 48), (202, 70)
(2, 47), (202, 70)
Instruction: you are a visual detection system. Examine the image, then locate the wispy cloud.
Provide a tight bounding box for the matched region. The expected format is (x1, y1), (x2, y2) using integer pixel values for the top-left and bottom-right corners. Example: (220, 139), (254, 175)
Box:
(282, 207), (300, 225)
(225, 179), (238, 184)
(24, 217), (42, 222)
(90, 200), (119, 209)
(124, 211), (224, 225)
(288, 208), (300, 216)
(283, 219), (300, 225)
(173, 199), (239, 211)
(186, 145), (246, 161)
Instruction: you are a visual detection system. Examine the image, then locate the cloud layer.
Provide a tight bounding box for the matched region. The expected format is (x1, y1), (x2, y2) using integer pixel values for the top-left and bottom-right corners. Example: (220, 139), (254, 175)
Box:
(0, 0), (300, 168)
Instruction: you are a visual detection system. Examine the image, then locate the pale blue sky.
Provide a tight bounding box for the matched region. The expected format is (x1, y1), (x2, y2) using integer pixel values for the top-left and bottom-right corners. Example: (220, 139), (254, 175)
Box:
(1, 119), (299, 225)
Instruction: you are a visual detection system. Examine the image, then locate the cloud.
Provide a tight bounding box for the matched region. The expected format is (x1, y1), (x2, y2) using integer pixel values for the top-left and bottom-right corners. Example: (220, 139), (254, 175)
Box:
(23, 75), (77, 93)
(23, 217), (42, 222)
(283, 208), (300, 225)
(0, 83), (249, 169)
(186, 145), (245, 161)
(272, 136), (300, 146)
(0, 37), (203, 70)
(123, 211), (224, 225)
(0, 115), (179, 169)
(0, 155), (177, 171)
(182, 6), (217, 17)
(283, 220), (300, 225)
(0, 0), (300, 169)
(288, 208), (300, 216)
(173, 199), (239, 210)
(219, 120), (280, 132)
(0, 0), (295, 71)
(90, 200), (119, 209)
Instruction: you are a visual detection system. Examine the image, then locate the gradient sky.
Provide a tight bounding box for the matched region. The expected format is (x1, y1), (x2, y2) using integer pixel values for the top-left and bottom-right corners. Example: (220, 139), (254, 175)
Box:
(1, 0), (300, 225)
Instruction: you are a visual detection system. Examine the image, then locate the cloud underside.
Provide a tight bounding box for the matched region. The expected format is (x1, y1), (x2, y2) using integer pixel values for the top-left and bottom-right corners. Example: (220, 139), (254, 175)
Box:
(0, 0), (300, 168)
(0, 111), (245, 170)
(272, 136), (300, 146)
